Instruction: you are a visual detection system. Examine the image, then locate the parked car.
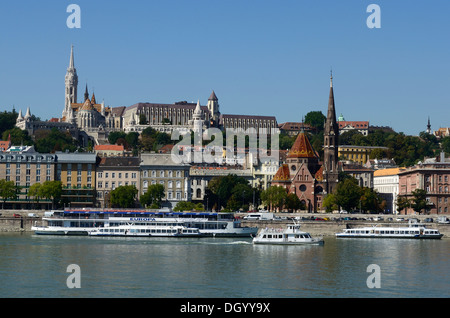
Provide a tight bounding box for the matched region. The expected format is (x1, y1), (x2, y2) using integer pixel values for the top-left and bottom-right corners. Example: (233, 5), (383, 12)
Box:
(13, 214), (21, 218)
(424, 218), (433, 223)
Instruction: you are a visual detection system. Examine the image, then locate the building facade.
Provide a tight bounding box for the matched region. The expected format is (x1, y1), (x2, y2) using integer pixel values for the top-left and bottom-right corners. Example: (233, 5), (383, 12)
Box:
(0, 146), (56, 209)
(140, 153), (191, 209)
(398, 153), (450, 214)
(55, 152), (97, 207)
(374, 167), (403, 214)
(338, 145), (389, 166)
(96, 157), (140, 208)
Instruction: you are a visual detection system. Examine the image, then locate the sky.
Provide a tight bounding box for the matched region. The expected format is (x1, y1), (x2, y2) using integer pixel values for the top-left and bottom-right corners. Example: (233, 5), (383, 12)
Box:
(0, 0), (449, 136)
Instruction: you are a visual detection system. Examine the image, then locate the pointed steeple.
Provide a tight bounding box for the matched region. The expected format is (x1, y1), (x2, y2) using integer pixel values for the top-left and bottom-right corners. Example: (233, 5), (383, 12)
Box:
(194, 100), (202, 118)
(209, 90), (218, 101)
(323, 71), (340, 194)
(69, 45), (75, 70)
(17, 110), (23, 122)
(91, 91), (96, 104)
(84, 84), (89, 101)
(325, 72), (338, 136)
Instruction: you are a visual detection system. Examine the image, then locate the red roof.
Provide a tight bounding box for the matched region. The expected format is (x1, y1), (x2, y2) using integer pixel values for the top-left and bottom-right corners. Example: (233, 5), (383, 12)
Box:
(94, 145), (124, 151)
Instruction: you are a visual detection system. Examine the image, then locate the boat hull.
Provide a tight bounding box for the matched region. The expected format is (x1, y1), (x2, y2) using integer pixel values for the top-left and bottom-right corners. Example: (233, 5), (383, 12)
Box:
(253, 239), (324, 245)
(336, 234), (443, 239)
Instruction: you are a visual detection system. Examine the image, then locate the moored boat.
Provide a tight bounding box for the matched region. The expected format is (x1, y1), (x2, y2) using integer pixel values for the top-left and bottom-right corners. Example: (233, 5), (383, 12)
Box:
(88, 223), (201, 237)
(336, 220), (443, 239)
(252, 223), (324, 245)
(31, 209), (258, 237)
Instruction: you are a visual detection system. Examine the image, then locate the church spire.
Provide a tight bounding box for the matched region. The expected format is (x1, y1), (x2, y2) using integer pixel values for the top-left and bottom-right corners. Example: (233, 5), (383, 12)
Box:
(84, 84), (89, 101)
(69, 45), (75, 70)
(323, 72), (339, 194)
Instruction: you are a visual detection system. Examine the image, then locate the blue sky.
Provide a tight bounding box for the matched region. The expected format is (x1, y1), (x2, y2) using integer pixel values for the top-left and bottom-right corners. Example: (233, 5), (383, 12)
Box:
(0, 0), (449, 136)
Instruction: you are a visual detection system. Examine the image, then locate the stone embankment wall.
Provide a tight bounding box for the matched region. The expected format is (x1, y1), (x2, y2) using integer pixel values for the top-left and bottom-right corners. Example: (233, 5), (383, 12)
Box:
(0, 210), (45, 232)
(0, 210), (449, 238)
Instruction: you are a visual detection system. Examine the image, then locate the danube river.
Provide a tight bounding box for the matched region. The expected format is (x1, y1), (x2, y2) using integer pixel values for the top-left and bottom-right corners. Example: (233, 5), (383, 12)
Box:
(0, 233), (448, 298)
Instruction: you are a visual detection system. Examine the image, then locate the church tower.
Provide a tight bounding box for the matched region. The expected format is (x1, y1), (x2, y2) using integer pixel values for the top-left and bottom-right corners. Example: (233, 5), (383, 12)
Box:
(63, 45), (78, 121)
(323, 73), (339, 194)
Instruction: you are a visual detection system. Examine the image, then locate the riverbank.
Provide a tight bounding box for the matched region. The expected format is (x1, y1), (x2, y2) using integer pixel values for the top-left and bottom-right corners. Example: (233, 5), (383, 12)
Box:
(239, 212), (450, 238)
(0, 210), (449, 238)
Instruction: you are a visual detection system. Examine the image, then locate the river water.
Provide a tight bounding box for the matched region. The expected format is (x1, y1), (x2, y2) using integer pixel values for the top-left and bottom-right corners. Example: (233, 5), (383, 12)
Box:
(0, 233), (448, 299)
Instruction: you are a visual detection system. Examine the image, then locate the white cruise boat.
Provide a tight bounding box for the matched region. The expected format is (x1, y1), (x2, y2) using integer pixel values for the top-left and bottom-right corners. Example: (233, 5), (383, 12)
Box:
(252, 223), (324, 245)
(88, 222), (201, 237)
(336, 221), (443, 239)
(32, 209), (258, 237)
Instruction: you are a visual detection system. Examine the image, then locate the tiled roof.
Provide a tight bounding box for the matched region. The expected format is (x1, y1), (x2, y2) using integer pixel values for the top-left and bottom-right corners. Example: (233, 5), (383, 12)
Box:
(272, 164), (290, 182)
(287, 132), (316, 159)
(339, 121), (369, 129)
(94, 145), (124, 151)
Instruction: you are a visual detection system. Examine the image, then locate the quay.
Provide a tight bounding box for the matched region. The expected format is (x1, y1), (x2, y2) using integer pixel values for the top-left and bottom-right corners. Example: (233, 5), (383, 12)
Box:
(0, 210), (449, 238)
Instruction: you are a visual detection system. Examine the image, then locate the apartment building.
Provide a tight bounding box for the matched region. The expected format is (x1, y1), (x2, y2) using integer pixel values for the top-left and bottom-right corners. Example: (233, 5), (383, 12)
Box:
(140, 153), (191, 209)
(55, 152), (97, 207)
(96, 157), (140, 208)
(398, 153), (450, 214)
(0, 146), (56, 209)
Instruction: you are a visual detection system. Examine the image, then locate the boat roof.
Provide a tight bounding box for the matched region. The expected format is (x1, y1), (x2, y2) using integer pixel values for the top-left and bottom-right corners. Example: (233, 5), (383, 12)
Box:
(62, 209), (219, 217)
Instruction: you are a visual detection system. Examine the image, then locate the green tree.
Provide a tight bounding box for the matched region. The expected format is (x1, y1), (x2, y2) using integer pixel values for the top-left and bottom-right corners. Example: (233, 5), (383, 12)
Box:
(108, 131), (127, 145)
(34, 128), (79, 153)
(410, 189), (432, 214)
(173, 201), (204, 212)
(261, 186), (287, 212)
(322, 193), (338, 213)
(304, 111), (326, 131)
(40, 181), (62, 209)
(396, 196), (410, 214)
(441, 136), (450, 156)
(140, 184), (165, 208)
(28, 183), (43, 209)
(2, 127), (33, 146)
(285, 193), (304, 212)
(0, 179), (17, 209)
(0, 110), (18, 138)
(334, 177), (362, 212)
(360, 187), (383, 213)
(125, 132), (140, 150)
(110, 185), (138, 208)
(206, 174), (257, 211)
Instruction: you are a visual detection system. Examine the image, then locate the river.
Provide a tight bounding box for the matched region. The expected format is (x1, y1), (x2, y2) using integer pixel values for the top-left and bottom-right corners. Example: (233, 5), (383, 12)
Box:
(0, 233), (448, 299)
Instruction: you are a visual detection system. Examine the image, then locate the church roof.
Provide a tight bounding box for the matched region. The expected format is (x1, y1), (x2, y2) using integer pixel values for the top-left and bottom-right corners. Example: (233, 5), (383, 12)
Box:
(209, 90), (218, 100)
(287, 131), (317, 159)
(80, 99), (95, 111)
(272, 164), (290, 182)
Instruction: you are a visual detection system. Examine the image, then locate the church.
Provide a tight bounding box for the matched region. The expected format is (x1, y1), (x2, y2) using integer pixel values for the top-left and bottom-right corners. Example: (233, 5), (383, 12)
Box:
(271, 74), (340, 212)
(58, 45), (278, 144)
